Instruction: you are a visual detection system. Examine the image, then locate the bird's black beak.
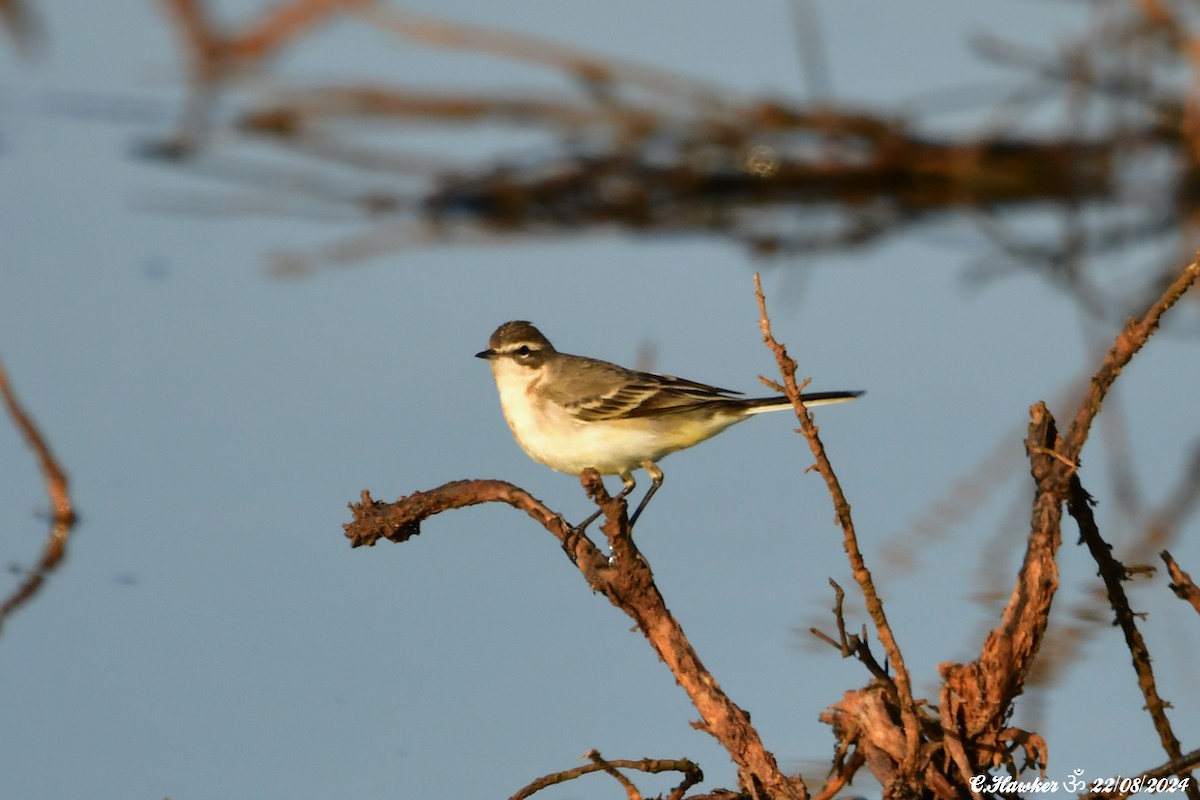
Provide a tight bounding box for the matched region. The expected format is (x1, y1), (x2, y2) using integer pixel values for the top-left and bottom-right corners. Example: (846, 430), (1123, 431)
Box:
(475, 349), (497, 360)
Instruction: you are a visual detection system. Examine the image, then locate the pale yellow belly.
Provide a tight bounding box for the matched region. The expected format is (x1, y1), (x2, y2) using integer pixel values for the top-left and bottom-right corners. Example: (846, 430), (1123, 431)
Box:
(502, 396), (742, 475)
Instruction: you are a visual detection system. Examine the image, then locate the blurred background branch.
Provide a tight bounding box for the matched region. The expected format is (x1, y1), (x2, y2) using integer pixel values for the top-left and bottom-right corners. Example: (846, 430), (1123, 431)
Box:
(105, 0), (1191, 318)
(0, 357), (76, 633)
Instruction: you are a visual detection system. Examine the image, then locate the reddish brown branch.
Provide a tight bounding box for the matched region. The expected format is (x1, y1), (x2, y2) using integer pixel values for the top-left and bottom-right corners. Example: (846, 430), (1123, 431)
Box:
(1062, 257), (1200, 462)
(509, 750), (703, 800)
(345, 470), (806, 800)
(754, 274), (924, 787)
(811, 748), (866, 800)
(351, 4), (725, 103)
(938, 254), (1200, 787)
(1162, 550), (1200, 614)
(159, 0), (369, 80)
(588, 749), (641, 800)
(0, 357), (77, 631)
(343, 480), (574, 549)
(939, 405), (1064, 758)
(801, 254), (1200, 796)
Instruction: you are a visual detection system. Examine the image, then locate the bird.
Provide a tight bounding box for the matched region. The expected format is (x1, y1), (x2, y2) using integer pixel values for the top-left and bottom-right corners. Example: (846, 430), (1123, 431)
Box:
(476, 320), (861, 530)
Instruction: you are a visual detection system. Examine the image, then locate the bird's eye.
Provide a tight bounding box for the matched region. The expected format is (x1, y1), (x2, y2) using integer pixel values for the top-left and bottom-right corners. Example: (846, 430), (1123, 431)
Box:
(515, 345), (532, 357)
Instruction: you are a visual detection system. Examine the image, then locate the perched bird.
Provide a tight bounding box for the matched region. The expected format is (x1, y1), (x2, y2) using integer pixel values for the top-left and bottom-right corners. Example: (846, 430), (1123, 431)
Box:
(476, 320), (861, 529)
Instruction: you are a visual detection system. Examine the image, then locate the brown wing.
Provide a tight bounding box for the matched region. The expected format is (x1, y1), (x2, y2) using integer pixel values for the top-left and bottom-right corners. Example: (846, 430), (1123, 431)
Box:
(542, 354), (743, 422)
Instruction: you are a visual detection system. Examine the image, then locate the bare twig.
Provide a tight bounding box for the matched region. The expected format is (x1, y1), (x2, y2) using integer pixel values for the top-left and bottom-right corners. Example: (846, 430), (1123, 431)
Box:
(0, 357), (77, 632)
(1062, 257), (1200, 463)
(1067, 478), (1196, 796)
(754, 273), (923, 785)
(809, 578), (850, 656)
(809, 580), (891, 685)
(586, 749), (641, 800)
(350, 3), (728, 104)
(159, 0), (370, 80)
(508, 751), (703, 800)
(1162, 551), (1200, 615)
(1083, 746), (1200, 800)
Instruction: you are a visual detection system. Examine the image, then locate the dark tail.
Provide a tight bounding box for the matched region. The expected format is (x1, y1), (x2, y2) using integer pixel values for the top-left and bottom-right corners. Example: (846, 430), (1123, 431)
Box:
(744, 390), (864, 413)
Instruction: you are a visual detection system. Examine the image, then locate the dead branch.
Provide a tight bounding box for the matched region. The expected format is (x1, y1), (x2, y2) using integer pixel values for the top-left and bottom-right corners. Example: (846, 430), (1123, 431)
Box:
(1068, 477), (1196, 794)
(345, 470), (806, 800)
(936, 404), (1064, 772)
(0, 356), (77, 632)
(808, 579), (890, 685)
(1162, 551), (1200, 615)
(343, 480), (573, 550)
(589, 749), (641, 800)
(776, 254), (1200, 797)
(350, 4), (729, 103)
(159, 0), (370, 81)
(1083, 746), (1200, 800)
(755, 274), (927, 793)
(938, 254), (1200, 788)
(509, 750), (703, 800)
(238, 85), (662, 139)
(150, 0), (1200, 293)
(808, 579), (851, 656)
(810, 748), (867, 800)
(1061, 258), (1200, 462)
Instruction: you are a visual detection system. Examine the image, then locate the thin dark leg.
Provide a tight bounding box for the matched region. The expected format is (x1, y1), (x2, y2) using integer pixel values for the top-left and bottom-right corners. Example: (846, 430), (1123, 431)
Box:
(627, 461), (663, 528)
(573, 471), (637, 533)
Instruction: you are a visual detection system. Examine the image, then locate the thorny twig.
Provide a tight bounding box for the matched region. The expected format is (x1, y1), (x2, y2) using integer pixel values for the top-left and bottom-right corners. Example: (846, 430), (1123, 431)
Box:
(755, 273), (924, 788)
(1068, 477), (1197, 798)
